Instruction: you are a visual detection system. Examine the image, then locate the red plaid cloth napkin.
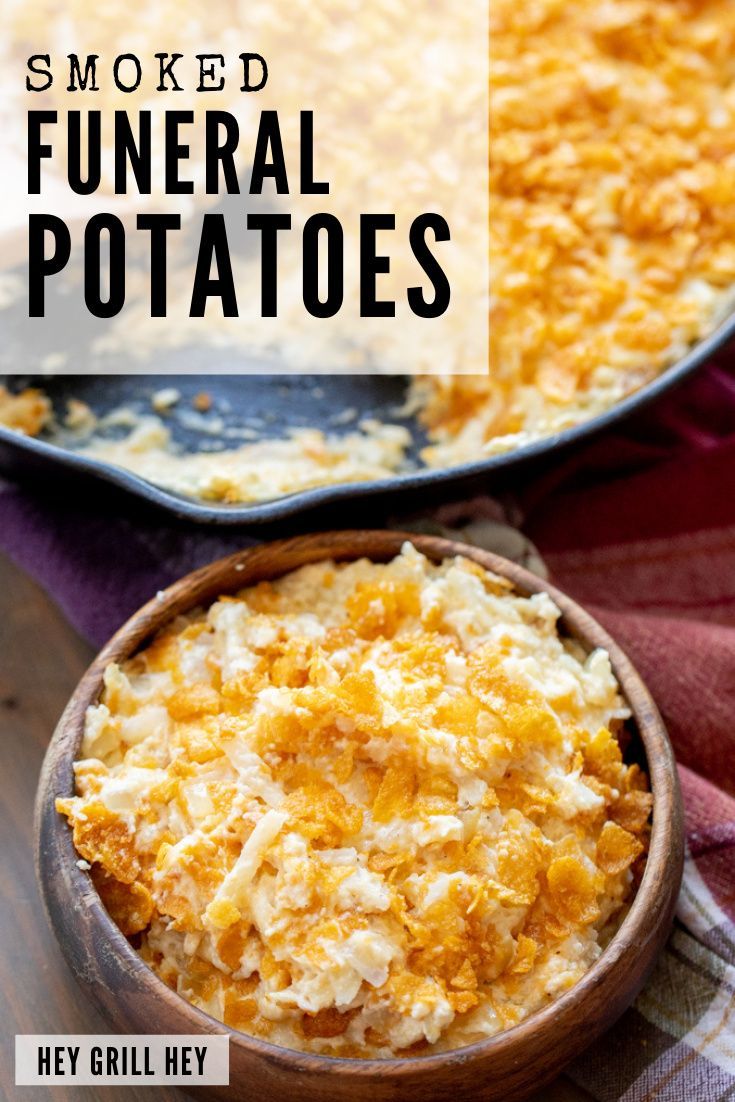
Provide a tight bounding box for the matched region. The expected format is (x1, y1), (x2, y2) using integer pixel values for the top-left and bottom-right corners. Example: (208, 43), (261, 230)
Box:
(428, 355), (735, 1099)
(521, 359), (735, 1100)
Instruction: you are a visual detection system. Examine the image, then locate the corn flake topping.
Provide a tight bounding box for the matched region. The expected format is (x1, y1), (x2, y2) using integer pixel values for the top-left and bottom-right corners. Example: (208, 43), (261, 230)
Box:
(418, 0), (735, 466)
(58, 544), (650, 1056)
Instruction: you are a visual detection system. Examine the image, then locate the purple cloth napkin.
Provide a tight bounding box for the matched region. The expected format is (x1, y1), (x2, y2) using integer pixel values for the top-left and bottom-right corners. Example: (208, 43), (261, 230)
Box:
(0, 357), (728, 646)
(0, 484), (261, 644)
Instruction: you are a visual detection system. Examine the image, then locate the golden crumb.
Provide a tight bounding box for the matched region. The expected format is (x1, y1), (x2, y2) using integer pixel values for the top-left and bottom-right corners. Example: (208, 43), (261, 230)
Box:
(0, 386), (52, 437)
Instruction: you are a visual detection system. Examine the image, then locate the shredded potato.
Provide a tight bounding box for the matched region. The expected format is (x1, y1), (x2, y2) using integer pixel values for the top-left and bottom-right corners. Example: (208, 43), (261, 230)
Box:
(58, 544), (650, 1056)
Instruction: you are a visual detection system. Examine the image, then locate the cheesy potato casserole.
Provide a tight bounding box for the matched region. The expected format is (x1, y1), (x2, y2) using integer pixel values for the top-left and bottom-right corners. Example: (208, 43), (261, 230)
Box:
(74, 415), (413, 505)
(5, 1), (735, 503)
(58, 544), (651, 1056)
(418, 0), (735, 464)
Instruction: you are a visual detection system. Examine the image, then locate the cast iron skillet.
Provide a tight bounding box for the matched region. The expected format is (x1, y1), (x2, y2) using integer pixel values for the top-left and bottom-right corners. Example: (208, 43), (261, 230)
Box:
(1, 307), (734, 526)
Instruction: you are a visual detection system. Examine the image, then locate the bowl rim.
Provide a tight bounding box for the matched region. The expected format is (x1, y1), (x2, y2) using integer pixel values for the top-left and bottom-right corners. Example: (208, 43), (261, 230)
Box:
(6, 305), (735, 525)
(35, 530), (684, 1076)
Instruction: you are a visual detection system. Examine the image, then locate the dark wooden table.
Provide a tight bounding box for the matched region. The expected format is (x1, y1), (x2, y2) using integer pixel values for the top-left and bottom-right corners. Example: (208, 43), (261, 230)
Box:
(0, 551), (593, 1102)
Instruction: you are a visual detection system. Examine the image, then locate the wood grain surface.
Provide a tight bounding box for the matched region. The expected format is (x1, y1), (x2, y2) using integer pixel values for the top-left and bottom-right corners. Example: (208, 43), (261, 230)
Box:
(0, 553), (183, 1102)
(30, 533), (682, 1102)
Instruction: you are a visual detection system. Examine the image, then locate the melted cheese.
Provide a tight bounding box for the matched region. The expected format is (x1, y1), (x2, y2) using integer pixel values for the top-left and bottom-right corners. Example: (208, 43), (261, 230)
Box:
(57, 543), (651, 1056)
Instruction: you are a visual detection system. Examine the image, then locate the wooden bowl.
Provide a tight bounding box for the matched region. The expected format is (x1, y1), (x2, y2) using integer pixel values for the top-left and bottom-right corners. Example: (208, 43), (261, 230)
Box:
(36, 531), (683, 1102)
